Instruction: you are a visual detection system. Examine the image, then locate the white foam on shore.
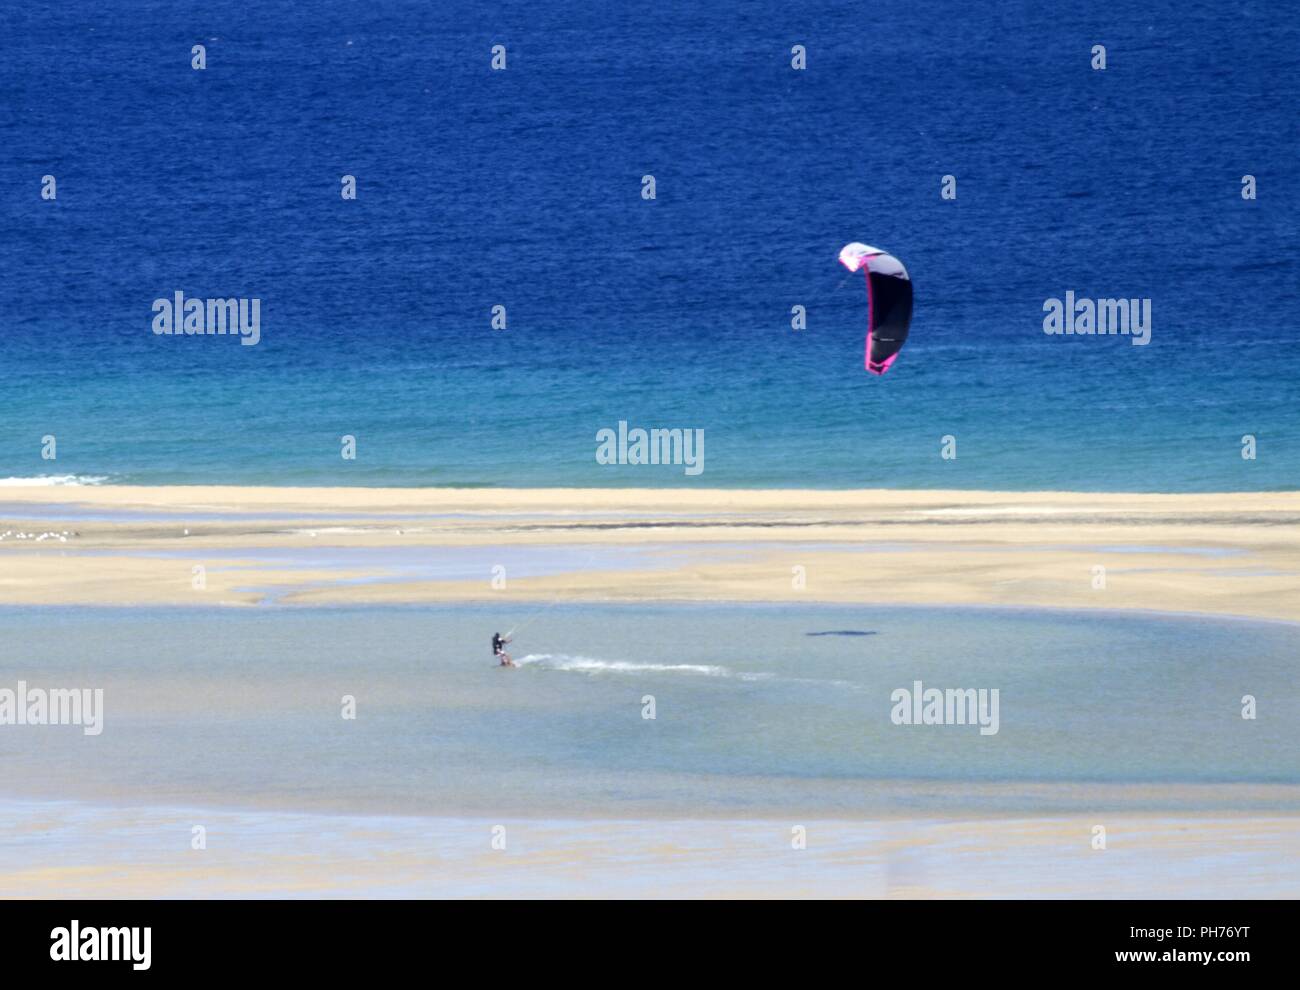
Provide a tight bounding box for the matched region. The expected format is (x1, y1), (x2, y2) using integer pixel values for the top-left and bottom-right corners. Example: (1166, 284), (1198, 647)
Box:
(0, 475), (109, 487)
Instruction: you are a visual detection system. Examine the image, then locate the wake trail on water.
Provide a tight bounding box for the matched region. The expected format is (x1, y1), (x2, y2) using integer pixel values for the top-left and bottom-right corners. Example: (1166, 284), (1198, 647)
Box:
(513, 654), (861, 691)
(514, 653), (768, 679)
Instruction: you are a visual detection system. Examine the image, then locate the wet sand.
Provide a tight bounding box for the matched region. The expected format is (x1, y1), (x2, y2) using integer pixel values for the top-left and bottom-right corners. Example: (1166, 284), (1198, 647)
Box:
(4, 801), (1297, 899)
(1, 487), (1298, 620)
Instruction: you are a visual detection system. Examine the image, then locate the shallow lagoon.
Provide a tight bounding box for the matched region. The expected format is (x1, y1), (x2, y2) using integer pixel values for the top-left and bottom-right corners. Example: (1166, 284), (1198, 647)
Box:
(1, 603), (1296, 818)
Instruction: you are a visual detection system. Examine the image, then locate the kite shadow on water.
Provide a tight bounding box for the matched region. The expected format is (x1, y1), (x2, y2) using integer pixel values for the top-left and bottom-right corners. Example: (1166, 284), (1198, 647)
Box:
(804, 630), (878, 637)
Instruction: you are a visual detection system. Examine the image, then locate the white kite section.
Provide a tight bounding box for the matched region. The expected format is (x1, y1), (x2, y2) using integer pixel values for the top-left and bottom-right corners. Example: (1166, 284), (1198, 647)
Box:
(837, 242), (882, 272)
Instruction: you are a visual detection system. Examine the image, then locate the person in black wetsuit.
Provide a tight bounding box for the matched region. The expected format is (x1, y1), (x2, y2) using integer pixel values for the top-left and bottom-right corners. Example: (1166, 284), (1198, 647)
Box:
(492, 632), (514, 667)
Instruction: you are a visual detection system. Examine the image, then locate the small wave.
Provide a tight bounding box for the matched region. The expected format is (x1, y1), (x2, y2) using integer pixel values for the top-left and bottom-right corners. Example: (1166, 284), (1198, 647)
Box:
(514, 653), (740, 677)
(0, 475), (110, 487)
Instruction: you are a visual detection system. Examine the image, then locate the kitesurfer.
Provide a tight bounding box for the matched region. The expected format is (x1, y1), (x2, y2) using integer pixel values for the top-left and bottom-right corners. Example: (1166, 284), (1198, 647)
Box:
(492, 632), (515, 667)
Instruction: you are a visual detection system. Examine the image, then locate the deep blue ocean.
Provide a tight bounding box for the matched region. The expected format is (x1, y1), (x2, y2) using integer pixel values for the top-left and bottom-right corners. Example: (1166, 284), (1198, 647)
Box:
(1, 1), (1296, 489)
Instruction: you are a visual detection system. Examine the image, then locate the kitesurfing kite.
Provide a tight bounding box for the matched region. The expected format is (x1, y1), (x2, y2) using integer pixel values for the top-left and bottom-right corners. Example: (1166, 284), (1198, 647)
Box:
(838, 243), (913, 375)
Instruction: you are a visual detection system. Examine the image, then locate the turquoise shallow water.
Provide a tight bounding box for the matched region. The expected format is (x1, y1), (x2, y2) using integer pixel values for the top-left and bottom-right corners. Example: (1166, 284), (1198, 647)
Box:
(1, 604), (1296, 817)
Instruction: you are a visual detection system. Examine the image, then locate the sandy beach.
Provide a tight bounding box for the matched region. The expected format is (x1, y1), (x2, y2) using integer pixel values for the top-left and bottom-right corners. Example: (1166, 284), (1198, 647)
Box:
(5, 801), (1297, 899)
(1, 486), (1298, 620)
